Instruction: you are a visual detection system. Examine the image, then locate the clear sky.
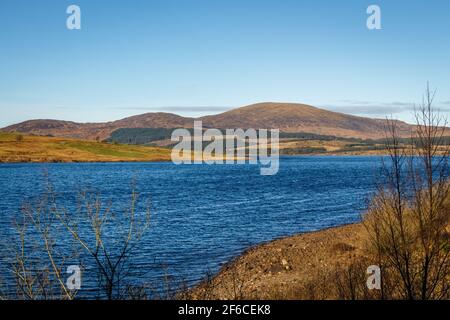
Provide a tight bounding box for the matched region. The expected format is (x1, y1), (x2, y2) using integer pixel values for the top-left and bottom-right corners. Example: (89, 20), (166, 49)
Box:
(0, 0), (449, 127)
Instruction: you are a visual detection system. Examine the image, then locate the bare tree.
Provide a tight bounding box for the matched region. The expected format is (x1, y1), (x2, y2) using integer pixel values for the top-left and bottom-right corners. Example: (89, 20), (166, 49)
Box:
(8, 184), (78, 300)
(4, 178), (151, 300)
(54, 182), (151, 299)
(364, 84), (450, 300)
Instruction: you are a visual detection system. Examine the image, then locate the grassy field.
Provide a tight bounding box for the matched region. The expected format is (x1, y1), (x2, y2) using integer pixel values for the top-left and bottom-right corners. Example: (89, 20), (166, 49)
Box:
(277, 138), (388, 155)
(0, 132), (172, 163)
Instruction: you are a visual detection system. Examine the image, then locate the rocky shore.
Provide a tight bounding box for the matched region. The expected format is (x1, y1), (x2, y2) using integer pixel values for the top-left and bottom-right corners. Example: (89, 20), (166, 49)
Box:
(189, 223), (367, 300)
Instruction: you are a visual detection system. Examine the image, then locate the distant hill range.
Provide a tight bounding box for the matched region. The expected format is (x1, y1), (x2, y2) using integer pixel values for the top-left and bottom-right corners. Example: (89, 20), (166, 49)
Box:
(2, 102), (418, 140)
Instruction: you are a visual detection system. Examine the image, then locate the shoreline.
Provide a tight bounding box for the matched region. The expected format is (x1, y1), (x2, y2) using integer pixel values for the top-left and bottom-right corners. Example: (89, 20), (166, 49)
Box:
(0, 153), (386, 164)
(0, 159), (172, 164)
(1, 132), (391, 163)
(188, 222), (367, 300)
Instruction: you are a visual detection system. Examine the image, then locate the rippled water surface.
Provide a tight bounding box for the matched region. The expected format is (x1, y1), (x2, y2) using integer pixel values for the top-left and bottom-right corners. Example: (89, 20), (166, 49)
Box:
(0, 156), (382, 297)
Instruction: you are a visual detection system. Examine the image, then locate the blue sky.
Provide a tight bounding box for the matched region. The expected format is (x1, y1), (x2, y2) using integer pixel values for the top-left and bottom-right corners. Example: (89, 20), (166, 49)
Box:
(0, 0), (449, 127)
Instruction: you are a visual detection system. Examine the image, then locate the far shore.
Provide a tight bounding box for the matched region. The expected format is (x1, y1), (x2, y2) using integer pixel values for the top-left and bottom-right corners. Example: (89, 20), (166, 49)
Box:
(0, 132), (173, 163)
(1, 130), (396, 163)
(0, 153), (386, 164)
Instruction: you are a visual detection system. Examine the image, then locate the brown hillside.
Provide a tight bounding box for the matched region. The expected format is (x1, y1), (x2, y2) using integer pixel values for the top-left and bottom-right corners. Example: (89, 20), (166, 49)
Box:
(2, 103), (417, 140)
(201, 103), (414, 139)
(3, 113), (193, 141)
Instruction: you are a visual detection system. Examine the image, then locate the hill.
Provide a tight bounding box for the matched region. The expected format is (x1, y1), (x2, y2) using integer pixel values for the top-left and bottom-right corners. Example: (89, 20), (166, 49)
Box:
(0, 132), (171, 163)
(201, 103), (414, 139)
(3, 113), (193, 141)
(2, 102), (416, 140)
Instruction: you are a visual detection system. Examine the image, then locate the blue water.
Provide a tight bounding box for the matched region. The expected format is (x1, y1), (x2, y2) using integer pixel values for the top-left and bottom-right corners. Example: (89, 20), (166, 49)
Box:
(0, 156), (381, 297)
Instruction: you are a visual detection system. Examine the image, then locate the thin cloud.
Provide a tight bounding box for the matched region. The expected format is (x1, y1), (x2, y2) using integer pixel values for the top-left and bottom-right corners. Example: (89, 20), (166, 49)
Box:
(55, 106), (83, 110)
(324, 101), (415, 115)
(110, 106), (231, 113)
(324, 100), (450, 116)
(338, 99), (373, 105)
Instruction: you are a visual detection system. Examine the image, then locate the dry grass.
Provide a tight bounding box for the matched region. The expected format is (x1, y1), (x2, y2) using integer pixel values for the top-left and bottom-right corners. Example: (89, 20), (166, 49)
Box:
(0, 132), (172, 163)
